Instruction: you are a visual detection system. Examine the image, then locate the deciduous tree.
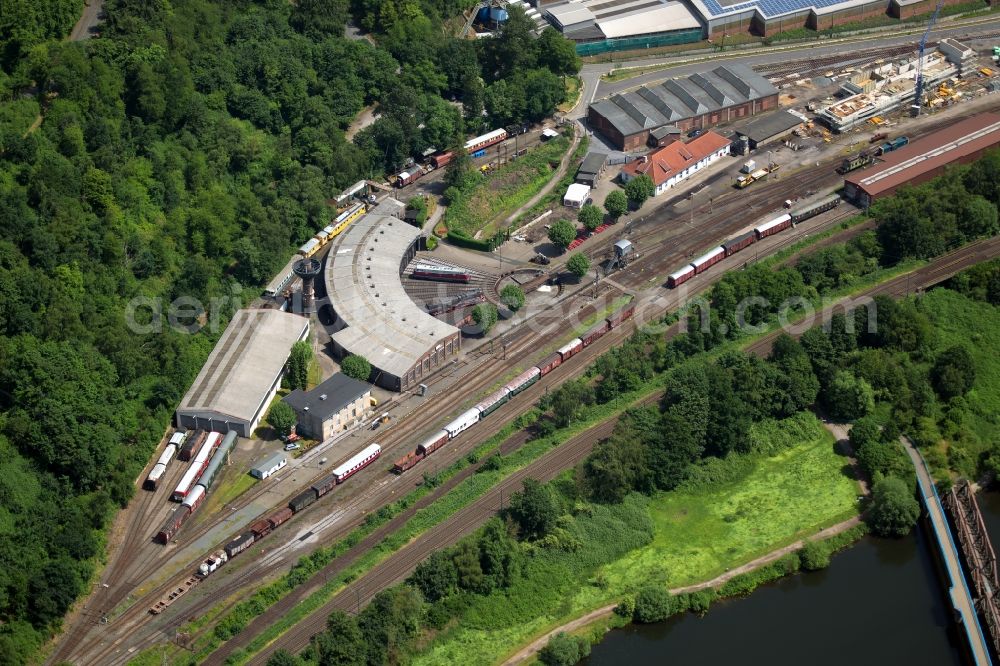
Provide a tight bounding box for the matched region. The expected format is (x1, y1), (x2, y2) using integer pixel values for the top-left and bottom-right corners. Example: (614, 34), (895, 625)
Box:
(566, 252), (590, 279)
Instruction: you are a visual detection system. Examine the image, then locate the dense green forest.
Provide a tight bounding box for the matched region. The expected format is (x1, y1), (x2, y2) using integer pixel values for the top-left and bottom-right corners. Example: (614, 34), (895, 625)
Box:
(0, 0), (579, 660)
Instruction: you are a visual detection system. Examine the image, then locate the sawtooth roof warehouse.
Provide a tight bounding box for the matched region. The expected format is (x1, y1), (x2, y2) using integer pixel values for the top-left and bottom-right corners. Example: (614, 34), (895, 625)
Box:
(588, 64), (779, 151)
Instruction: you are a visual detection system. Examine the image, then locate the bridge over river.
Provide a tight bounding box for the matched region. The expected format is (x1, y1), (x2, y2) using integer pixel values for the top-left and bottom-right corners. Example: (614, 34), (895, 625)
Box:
(904, 437), (996, 666)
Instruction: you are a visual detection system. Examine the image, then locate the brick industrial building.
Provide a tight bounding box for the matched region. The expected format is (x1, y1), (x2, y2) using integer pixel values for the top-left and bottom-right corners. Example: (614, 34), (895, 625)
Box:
(588, 64), (778, 151)
(843, 113), (1000, 208)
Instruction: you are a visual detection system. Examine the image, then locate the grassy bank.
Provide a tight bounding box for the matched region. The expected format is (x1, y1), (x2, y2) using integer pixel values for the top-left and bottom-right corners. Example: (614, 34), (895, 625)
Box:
(444, 132), (576, 238)
(413, 412), (860, 665)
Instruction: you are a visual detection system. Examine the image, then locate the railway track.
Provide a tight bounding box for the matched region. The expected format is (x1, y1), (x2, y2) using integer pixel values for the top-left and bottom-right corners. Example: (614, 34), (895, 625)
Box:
(242, 233), (1000, 664)
(755, 42), (923, 79)
(54, 96), (1000, 663)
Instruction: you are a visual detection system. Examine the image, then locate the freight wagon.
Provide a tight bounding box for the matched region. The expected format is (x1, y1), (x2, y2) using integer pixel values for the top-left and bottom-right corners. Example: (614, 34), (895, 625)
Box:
(155, 506), (190, 544)
(393, 451), (425, 473)
(224, 532), (255, 558)
(722, 231), (756, 257)
(558, 339), (583, 362)
(197, 552), (228, 577)
(268, 507), (294, 530)
(417, 430), (449, 456)
(431, 151), (454, 169)
(396, 166), (425, 187)
(691, 247), (725, 274)
(607, 305), (635, 328)
(754, 213), (792, 239)
(249, 519), (272, 540)
(668, 266), (695, 288)
(311, 474), (338, 499)
(581, 321), (610, 347)
(289, 489), (318, 513)
(538, 352), (562, 376)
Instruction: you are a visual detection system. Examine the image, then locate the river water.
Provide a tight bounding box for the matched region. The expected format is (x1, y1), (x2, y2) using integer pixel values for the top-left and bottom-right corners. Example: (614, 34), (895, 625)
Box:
(585, 514), (980, 665)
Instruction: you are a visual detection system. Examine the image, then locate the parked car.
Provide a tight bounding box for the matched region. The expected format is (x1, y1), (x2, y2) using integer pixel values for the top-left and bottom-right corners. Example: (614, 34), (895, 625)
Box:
(688, 129), (703, 138)
(283, 443), (300, 451)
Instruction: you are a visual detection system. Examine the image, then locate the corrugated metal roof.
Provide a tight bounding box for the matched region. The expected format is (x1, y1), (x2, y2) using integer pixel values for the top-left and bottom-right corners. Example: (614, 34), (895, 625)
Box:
(845, 113), (1000, 198)
(597, 1), (700, 38)
(578, 151), (609, 175)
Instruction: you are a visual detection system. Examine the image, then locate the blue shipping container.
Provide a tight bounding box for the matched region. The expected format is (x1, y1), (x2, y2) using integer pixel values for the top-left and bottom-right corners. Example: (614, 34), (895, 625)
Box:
(472, 149), (486, 158)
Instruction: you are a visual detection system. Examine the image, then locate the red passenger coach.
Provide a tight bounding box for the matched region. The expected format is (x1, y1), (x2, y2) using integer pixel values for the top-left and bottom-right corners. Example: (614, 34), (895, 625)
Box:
(691, 247), (725, 274)
(538, 352), (563, 376)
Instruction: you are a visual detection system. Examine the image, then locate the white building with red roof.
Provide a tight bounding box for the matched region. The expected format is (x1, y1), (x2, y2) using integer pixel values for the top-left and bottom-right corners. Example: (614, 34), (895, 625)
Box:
(620, 131), (732, 196)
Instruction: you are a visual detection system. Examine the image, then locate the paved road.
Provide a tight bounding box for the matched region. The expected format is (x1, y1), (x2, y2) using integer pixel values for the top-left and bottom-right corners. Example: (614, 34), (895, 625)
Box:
(68, 0), (104, 42)
(902, 437), (993, 666)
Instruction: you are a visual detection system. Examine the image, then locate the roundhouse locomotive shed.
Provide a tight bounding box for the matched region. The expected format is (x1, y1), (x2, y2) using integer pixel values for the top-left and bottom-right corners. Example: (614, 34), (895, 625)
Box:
(325, 213), (461, 392)
(844, 113), (1000, 208)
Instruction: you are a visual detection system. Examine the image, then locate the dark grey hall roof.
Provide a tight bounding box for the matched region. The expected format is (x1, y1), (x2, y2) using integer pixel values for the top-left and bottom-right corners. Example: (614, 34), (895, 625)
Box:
(736, 110), (803, 143)
(590, 63), (779, 137)
(283, 372), (371, 422)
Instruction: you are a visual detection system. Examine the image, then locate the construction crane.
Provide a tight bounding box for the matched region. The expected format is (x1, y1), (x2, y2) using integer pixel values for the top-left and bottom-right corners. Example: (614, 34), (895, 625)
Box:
(911, 0), (944, 116)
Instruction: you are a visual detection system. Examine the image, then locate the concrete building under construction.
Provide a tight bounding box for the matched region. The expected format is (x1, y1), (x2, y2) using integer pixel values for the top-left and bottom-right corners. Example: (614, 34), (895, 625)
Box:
(816, 42), (973, 132)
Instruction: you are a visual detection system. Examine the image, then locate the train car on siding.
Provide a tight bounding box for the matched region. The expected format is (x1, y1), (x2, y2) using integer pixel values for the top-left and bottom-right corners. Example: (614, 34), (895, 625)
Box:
(607, 304), (636, 328)
(722, 231), (756, 257)
(754, 213), (792, 240)
(249, 519), (272, 540)
(393, 451), (425, 474)
(155, 506), (189, 544)
(224, 532), (255, 558)
(410, 264), (473, 284)
(144, 439), (177, 490)
(691, 247), (725, 275)
(288, 489), (318, 513)
(267, 507), (294, 530)
(181, 484), (205, 513)
(464, 128), (508, 153)
(179, 431), (205, 462)
(537, 352), (562, 376)
(444, 409), (482, 438)
(417, 429), (450, 456)
(504, 367), (540, 396)
(668, 265), (695, 288)
(311, 474), (338, 499)
(332, 443), (381, 483)
(172, 432), (221, 502)
(581, 321), (610, 347)
(475, 387), (511, 418)
(199, 431), (237, 493)
(790, 194), (841, 224)
(557, 339), (584, 362)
